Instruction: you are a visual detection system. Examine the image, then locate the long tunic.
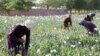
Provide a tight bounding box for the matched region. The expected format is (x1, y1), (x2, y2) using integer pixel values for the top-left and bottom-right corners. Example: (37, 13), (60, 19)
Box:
(64, 17), (72, 28)
(79, 20), (96, 32)
(7, 24), (30, 51)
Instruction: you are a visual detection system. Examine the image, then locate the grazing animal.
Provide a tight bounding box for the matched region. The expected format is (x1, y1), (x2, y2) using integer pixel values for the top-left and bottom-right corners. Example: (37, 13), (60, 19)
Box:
(7, 19), (34, 56)
(63, 14), (72, 29)
(79, 20), (99, 36)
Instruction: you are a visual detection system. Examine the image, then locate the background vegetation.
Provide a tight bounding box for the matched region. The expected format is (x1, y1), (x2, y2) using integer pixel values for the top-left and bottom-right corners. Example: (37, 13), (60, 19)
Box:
(0, 14), (100, 56)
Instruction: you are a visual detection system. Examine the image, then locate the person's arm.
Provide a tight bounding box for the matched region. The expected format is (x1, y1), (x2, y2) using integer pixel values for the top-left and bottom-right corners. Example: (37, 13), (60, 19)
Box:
(79, 21), (83, 25)
(69, 18), (72, 26)
(25, 30), (30, 52)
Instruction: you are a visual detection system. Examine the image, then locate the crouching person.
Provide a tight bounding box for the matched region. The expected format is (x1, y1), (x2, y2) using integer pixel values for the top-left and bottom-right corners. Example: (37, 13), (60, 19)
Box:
(7, 19), (34, 56)
(79, 20), (99, 36)
(63, 14), (72, 29)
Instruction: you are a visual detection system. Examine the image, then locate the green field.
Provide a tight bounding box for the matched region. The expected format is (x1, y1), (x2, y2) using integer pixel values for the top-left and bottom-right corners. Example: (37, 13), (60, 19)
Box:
(0, 14), (100, 56)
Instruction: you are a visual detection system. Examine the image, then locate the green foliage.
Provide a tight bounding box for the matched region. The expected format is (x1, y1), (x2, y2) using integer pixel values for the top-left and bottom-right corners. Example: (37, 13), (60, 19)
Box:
(73, 0), (86, 10)
(41, 0), (66, 8)
(0, 14), (100, 56)
(66, 0), (75, 13)
(0, 0), (35, 15)
(40, 0), (100, 10)
(90, 0), (100, 10)
(4, 0), (35, 11)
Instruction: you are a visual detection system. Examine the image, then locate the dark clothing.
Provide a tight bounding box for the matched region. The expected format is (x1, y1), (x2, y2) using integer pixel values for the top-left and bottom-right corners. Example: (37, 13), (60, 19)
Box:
(63, 17), (72, 28)
(7, 24), (30, 51)
(79, 20), (96, 32)
(84, 15), (92, 21)
(84, 13), (95, 21)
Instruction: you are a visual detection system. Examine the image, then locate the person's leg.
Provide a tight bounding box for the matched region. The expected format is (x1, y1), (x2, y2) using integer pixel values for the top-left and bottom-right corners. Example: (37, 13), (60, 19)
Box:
(94, 29), (99, 36)
(85, 29), (93, 36)
(7, 36), (16, 56)
(64, 23), (68, 29)
(8, 47), (16, 56)
(22, 44), (29, 56)
(22, 44), (27, 56)
(15, 46), (19, 55)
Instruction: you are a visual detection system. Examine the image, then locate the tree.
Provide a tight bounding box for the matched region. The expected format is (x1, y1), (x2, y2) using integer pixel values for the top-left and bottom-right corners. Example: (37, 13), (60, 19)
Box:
(90, 0), (100, 10)
(84, 0), (91, 11)
(66, 0), (75, 14)
(0, 0), (35, 15)
(73, 0), (86, 14)
(40, 0), (66, 9)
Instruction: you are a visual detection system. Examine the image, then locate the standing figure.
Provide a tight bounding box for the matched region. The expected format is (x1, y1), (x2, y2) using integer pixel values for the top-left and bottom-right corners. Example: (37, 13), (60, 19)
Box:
(7, 19), (34, 56)
(63, 14), (72, 29)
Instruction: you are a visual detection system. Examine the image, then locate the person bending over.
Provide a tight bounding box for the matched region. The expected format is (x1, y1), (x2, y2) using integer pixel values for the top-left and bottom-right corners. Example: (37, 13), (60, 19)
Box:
(79, 20), (98, 36)
(7, 19), (34, 56)
(63, 14), (72, 29)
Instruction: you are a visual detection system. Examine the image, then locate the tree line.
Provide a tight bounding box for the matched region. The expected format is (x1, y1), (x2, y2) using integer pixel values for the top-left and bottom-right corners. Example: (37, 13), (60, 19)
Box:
(0, 0), (35, 15)
(0, 0), (100, 15)
(66, 0), (100, 13)
(39, 0), (100, 13)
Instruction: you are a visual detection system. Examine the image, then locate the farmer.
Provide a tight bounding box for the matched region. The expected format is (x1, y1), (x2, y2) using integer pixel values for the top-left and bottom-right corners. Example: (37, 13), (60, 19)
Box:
(63, 14), (72, 29)
(7, 19), (34, 56)
(84, 13), (95, 22)
(79, 20), (98, 36)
